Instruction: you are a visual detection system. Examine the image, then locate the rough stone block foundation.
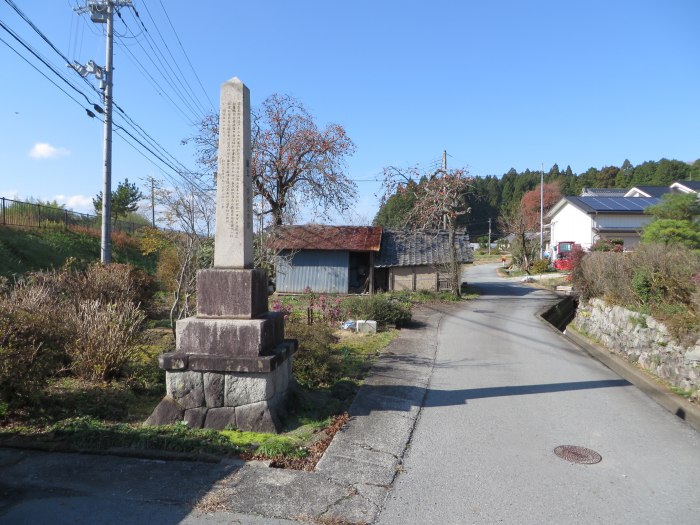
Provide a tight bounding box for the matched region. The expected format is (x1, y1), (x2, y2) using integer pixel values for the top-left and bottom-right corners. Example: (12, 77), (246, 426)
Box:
(147, 340), (296, 432)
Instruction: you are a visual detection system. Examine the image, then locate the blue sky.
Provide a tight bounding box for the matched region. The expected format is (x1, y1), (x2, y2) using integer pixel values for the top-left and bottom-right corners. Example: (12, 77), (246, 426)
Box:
(1, 0), (698, 224)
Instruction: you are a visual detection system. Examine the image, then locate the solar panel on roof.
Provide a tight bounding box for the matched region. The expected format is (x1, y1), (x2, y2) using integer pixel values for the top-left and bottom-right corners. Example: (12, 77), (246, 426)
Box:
(576, 197), (659, 212)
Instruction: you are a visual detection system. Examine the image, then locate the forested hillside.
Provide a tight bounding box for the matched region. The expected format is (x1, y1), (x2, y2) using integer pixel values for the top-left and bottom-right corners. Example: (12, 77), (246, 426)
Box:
(374, 158), (700, 240)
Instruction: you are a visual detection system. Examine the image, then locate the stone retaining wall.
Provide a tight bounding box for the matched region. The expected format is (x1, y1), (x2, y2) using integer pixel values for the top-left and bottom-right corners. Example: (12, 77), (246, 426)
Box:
(571, 298), (700, 397)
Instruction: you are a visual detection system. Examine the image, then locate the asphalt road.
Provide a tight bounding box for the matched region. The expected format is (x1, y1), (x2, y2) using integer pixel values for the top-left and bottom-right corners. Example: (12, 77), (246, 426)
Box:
(376, 263), (700, 525)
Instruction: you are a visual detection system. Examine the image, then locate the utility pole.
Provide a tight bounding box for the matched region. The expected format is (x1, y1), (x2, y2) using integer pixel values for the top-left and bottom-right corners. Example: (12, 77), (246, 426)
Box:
(148, 176), (156, 227)
(540, 163), (544, 260)
(442, 150), (448, 229)
(488, 217), (492, 256)
(73, 0), (132, 263)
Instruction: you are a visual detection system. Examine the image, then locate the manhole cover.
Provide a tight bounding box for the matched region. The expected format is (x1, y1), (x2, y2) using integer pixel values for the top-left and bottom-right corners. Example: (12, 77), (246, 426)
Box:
(554, 445), (602, 464)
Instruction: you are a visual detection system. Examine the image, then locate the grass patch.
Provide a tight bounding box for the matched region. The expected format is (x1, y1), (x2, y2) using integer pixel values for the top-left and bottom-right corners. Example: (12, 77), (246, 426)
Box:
(332, 330), (398, 378)
(669, 386), (696, 400)
(1, 417), (243, 457)
(0, 322), (398, 460)
(472, 253), (509, 265)
(219, 429), (308, 458)
(0, 226), (156, 278)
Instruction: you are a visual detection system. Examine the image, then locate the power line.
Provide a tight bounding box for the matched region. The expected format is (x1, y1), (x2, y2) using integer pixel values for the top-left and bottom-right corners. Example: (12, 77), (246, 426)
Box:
(3, 0), (102, 98)
(138, 0), (209, 115)
(112, 31), (195, 124)
(113, 102), (192, 174)
(0, 33), (94, 116)
(0, 18), (96, 108)
(157, 0), (214, 110)
(122, 4), (205, 122)
(1, 8), (203, 195)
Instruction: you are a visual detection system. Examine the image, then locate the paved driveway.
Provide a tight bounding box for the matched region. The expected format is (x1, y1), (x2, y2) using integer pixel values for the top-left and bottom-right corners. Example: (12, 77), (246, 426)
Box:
(376, 263), (700, 525)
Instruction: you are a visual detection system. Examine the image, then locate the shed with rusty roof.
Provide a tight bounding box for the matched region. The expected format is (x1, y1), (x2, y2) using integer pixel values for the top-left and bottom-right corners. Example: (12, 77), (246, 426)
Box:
(269, 225), (383, 294)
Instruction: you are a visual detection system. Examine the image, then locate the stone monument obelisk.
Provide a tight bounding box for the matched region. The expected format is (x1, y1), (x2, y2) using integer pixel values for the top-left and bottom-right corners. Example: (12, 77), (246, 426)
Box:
(146, 78), (295, 433)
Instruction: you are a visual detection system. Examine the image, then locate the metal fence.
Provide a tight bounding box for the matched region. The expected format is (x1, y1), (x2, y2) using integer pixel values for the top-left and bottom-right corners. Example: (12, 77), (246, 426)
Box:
(0, 197), (146, 235)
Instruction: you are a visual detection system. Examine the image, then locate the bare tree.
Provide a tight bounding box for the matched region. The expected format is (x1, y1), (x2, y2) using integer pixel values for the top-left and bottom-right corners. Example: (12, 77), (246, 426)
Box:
(183, 93), (357, 226)
(146, 180), (215, 333)
(498, 206), (539, 272)
(382, 165), (473, 296)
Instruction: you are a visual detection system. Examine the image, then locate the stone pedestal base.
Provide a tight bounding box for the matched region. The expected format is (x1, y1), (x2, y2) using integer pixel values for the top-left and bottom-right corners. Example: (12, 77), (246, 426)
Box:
(146, 340), (296, 433)
(146, 267), (296, 434)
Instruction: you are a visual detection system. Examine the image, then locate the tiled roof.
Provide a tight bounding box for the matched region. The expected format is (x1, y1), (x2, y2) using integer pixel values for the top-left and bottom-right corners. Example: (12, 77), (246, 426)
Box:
(672, 180), (700, 192)
(625, 186), (671, 198)
(267, 225), (383, 252)
(580, 188), (628, 197)
(375, 229), (473, 268)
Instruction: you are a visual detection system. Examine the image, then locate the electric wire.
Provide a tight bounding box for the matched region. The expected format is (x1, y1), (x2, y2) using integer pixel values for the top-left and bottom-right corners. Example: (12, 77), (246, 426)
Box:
(123, 4), (205, 123)
(3, 0), (102, 99)
(138, 1), (210, 115)
(157, 0), (214, 110)
(0, 14), (203, 193)
(3, 1), (219, 199)
(113, 32), (197, 124)
(0, 33), (90, 114)
(112, 102), (210, 189)
(0, 18), (95, 108)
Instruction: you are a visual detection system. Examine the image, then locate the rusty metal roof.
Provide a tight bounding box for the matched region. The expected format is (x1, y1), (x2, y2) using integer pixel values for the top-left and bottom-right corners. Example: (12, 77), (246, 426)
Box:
(268, 225), (383, 252)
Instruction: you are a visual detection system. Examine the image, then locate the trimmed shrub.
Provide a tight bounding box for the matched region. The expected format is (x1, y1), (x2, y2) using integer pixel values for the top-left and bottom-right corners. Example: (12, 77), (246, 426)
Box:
(0, 280), (68, 403)
(0, 263), (154, 391)
(285, 323), (343, 389)
(66, 299), (146, 381)
(530, 258), (550, 274)
(343, 294), (412, 327)
(629, 244), (699, 306)
(577, 251), (635, 304)
(67, 263), (154, 309)
(572, 243), (700, 341)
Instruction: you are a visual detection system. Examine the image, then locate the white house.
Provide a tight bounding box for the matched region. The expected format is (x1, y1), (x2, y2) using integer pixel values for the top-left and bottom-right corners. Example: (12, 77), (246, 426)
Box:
(624, 186), (671, 198)
(547, 196), (659, 252)
(670, 181), (700, 194)
(547, 181), (698, 255)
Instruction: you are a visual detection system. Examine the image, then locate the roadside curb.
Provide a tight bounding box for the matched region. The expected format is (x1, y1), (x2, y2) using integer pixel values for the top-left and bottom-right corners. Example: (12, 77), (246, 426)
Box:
(191, 303), (446, 524)
(0, 439), (225, 463)
(536, 292), (700, 434)
(564, 327), (700, 433)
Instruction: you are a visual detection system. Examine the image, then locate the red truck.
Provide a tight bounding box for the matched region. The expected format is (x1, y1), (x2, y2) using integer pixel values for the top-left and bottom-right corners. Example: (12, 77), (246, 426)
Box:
(553, 241), (580, 271)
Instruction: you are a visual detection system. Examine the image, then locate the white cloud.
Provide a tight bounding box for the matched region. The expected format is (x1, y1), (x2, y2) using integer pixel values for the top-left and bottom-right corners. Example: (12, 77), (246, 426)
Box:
(54, 194), (93, 213)
(0, 191), (20, 200)
(29, 142), (70, 159)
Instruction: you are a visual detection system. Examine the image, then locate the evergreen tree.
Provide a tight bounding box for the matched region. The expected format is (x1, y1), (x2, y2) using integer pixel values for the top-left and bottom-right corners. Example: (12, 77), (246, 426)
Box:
(93, 178), (143, 222)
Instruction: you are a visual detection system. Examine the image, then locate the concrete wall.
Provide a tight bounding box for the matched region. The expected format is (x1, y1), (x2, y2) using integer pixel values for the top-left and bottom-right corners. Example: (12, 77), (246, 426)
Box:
(572, 298), (700, 398)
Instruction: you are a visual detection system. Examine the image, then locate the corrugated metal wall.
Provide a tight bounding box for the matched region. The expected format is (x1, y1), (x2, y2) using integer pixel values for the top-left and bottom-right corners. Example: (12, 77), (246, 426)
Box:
(276, 250), (349, 293)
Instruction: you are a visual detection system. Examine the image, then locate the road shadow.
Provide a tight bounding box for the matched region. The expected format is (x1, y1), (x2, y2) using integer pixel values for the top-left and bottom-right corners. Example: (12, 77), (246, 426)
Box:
(350, 379), (631, 416)
(469, 281), (542, 298)
(0, 448), (242, 524)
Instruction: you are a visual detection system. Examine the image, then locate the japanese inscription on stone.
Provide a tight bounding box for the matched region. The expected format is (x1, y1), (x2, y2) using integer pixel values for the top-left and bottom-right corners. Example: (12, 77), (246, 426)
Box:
(214, 77), (253, 268)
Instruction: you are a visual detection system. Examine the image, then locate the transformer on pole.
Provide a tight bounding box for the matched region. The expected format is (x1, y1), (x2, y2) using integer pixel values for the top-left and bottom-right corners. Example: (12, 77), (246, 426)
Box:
(73, 0), (132, 264)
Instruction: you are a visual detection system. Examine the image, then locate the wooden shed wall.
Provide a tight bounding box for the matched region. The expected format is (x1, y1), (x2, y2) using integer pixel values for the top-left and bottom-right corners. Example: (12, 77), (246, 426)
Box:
(391, 265), (440, 291)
